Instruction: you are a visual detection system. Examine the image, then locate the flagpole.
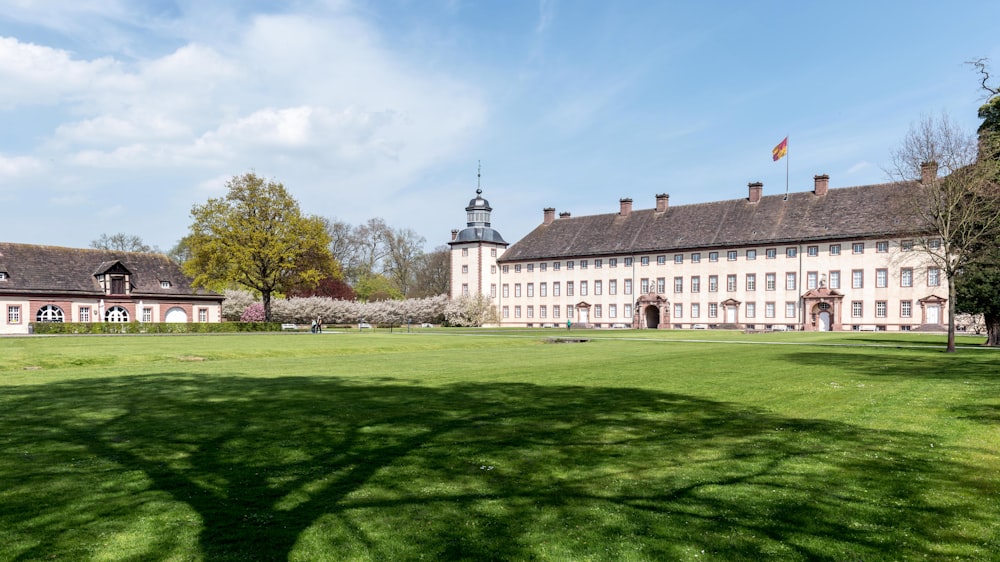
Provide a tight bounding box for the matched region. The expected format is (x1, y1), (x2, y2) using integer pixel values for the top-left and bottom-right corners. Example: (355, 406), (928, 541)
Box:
(784, 135), (789, 200)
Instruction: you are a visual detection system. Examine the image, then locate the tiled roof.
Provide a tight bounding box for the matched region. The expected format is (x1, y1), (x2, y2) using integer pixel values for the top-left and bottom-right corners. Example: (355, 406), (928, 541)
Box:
(0, 242), (221, 299)
(499, 182), (924, 262)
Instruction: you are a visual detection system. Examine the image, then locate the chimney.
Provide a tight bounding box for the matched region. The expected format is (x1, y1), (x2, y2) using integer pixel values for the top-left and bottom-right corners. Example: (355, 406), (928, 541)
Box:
(813, 174), (829, 196)
(619, 198), (633, 216)
(748, 182), (763, 204)
(559, 211), (571, 219)
(655, 193), (669, 213)
(921, 161), (939, 184)
(543, 207), (555, 225)
(451, 229), (458, 241)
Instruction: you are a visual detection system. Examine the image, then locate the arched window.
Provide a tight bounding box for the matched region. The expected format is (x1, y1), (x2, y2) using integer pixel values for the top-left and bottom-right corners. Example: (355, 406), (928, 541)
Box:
(105, 306), (129, 323)
(36, 305), (65, 322)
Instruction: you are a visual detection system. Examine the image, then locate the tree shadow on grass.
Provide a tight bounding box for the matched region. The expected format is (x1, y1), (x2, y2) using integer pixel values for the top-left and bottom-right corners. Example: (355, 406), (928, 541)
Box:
(1, 374), (997, 561)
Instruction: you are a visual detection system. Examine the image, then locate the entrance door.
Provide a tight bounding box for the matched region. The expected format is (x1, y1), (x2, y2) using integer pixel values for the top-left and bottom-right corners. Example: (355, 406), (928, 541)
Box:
(644, 306), (659, 328)
(725, 305), (737, 323)
(927, 305), (940, 324)
(578, 308), (590, 324)
(818, 311), (831, 331)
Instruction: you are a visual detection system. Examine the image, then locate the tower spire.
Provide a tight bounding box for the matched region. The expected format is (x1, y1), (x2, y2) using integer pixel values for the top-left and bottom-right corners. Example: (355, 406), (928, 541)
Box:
(477, 160), (482, 195)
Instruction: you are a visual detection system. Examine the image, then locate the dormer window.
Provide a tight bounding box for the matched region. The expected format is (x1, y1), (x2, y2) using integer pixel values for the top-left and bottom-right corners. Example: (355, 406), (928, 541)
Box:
(161, 281), (171, 288)
(111, 276), (126, 295)
(0, 271), (7, 280)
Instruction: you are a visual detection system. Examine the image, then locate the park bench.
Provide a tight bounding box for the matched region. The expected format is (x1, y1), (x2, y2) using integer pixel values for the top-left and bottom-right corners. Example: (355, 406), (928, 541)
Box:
(281, 324), (298, 331)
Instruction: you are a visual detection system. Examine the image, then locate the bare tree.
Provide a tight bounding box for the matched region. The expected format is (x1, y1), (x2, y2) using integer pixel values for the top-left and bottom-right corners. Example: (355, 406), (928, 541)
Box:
(411, 246), (451, 298)
(90, 233), (157, 253)
(887, 113), (1000, 352)
(384, 227), (426, 297)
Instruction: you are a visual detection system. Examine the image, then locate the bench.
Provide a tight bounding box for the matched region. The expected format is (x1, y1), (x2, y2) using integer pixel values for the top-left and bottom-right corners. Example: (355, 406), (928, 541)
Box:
(281, 324), (298, 331)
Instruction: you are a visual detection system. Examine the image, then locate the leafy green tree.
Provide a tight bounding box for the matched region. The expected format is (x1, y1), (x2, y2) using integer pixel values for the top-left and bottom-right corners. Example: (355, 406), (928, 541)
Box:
(184, 172), (336, 321)
(353, 273), (403, 302)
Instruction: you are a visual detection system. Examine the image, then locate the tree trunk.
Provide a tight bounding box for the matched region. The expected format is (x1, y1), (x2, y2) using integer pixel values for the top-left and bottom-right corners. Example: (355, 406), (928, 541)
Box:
(985, 313), (1000, 347)
(263, 291), (273, 323)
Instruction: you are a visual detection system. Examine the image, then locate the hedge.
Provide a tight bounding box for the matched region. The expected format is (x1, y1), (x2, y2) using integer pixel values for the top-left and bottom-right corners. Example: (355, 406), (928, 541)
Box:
(30, 322), (283, 335)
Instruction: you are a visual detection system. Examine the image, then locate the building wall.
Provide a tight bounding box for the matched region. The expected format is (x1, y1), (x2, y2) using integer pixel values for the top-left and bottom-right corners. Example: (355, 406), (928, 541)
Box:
(491, 237), (947, 331)
(450, 242), (505, 301)
(0, 296), (224, 335)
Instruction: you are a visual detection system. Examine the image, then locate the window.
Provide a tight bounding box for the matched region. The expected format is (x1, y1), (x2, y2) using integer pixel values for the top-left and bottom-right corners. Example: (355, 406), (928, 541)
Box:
(462, 283), (469, 296)
(829, 244), (841, 256)
(785, 272), (796, 291)
(807, 271), (818, 290)
(876, 269), (888, 288)
(515, 264), (522, 273)
(503, 284), (509, 298)
(462, 248), (469, 257)
(594, 305), (602, 318)
(929, 239), (942, 250)
(709, 303), (718, 318)
(491, 248), (497, 257)
(727, 250), (737, 261)
(461, 265), (468, 274)
(160, 280), (171, 288)
(580, 281), (588, 296)
(624, 279), (633, 295)
(786, 302), (797, 318)
(691, 303), (700, 318)
(527, 283), (534, 297)
(540, 262), (547, 272)
(901, 300), (912, 318)
(709, 252), (719, 262)
(766, 248), (777, 259)
(902, 240), (913, 252)
(807, 246), (819, 257)
(747, 249), (757, 260)
(110, 276), (126, 294)
(609, 304), (617, 318)
(142, 307), (153, 323)
(691, 253), (701, 263)
(852, 270), (864, 289)
(540, 282), (547, 297)
(901, 268), (913, 287)
(928, 268), (941, 286)
(641, 256), (650, 266)
(624, 304), (632, 318)
(502, 265), (509, 274)
(595, 259), (602, 269)
(624, 257), (633, 266)
(852, 301), (863, 318)
(567, 261), (574, 270)
(656, 277), (666, 293)
(674, 254), (683, 264)
(527, 263), (534, 272)
(515, 283), (522, 297)
(515, 306), (521, 318)
(553, 305), (560, 318)
(877, 241), (889, 253)
(609, 258), (618, 268)
(746, 274), (756, 291)
(746, 302), (756, 318)
(876, 301), (887, 318)
(641, 278), (650, 293)
(853, 242), (864, 254)
(567, 307), (573, 319)
(491, 284), (497, 298)
(674, 303), (683, 319)
(657, 255), (666, 265)
(491, 265), (497, 274)
(503, 306), (509, 318)
(786, 247), (797, 258)
(609, 279), (617, 295)
(765, 302), (776, 318)
(727, 274), (737, 292)
(691, 276), (701, 293)
(7, 305), (20, 324)
(106, 306), (129, 323)
(36, 305), (64, 323)
(79, 307), (90, 323)
(0, 271), (7, 280)
(829, 270), (841, 289)
(527, 306), (534, 318)
(553, 282), (561, 296)
(766, 273), (776, 291)
(708, 275), (719, 292)
(540, 305), (547, 318)
(580, 260), (587, 269)
(553, 262), (560, 271)
(567, 282), (574, 296)
(198, 308), (208, 322)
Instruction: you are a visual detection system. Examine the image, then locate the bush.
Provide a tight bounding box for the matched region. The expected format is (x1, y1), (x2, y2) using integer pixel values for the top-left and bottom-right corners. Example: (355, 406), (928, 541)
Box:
(30, 322), (283, 334)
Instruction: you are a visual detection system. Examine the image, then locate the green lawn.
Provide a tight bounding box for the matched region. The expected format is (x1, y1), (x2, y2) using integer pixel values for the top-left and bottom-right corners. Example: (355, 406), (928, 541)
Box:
(1, 330), (997, 561)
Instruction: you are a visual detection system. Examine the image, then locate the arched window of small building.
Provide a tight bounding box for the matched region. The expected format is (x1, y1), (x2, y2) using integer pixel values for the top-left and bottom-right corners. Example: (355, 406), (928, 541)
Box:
(36, 305), (65, 322)
(106, 306), (129, 323)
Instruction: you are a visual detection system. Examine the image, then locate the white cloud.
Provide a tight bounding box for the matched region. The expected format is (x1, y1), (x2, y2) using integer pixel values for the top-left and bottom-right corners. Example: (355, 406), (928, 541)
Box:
(0, 154), (42, 176)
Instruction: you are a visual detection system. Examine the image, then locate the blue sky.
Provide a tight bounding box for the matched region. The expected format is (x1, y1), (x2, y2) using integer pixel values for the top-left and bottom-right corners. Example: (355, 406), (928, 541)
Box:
(2, 0), (998, 252)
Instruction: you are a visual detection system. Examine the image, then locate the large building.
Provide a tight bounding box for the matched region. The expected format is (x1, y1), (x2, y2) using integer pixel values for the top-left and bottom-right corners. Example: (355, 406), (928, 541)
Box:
(450, 172), (949, 331)
(0, 243), (223, 335)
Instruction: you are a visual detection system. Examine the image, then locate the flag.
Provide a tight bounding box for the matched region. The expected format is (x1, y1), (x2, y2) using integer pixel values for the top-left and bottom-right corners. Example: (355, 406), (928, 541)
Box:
(772, 136), (788, 161)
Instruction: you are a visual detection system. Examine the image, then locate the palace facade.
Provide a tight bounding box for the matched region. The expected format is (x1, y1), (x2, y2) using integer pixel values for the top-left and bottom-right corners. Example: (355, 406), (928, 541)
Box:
(449, 172), (949, 331)
(0, 243), (223, 335)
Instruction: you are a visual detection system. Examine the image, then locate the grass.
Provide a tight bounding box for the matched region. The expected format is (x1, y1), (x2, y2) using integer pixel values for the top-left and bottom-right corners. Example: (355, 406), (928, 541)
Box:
(1, 330), (998, 561)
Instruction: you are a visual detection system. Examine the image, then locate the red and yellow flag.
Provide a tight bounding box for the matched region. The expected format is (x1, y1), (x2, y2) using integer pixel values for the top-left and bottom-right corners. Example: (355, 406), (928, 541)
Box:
(772, 136), (788, 161)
